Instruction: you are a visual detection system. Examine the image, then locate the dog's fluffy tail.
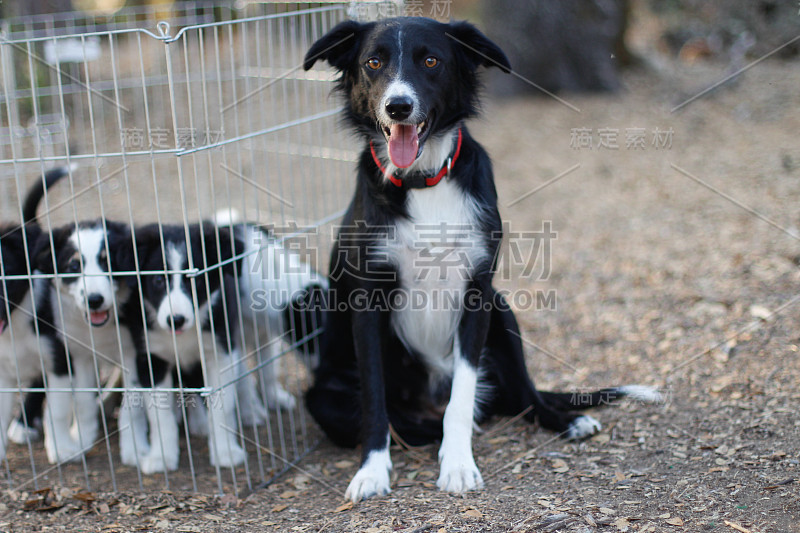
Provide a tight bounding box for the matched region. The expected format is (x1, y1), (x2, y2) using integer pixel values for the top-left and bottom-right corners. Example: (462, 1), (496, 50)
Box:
(540, 385), (663, 411)
(22, 164), (77, 226)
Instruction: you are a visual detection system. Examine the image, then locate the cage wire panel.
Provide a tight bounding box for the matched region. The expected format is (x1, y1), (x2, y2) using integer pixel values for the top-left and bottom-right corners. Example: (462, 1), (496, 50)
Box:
(0, 2), (355, 494)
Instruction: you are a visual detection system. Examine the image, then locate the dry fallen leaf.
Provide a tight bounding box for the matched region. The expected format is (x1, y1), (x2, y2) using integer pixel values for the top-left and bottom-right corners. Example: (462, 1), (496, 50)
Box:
(599, 507), (616, 515)
(334, 501), (354, 513)
(666, 517), (684, 526)
(723, 521), (752, 533)
(463, 509), (482, 518)
(272, 504), (289, 513)
(551, 459), (569, 473)
(614, 517), (630, 531)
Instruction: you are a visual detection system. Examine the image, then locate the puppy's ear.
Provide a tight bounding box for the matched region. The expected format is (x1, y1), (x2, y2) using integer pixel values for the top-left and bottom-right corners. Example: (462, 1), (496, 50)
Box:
(303, 20), (370, 71)
(33, 227), (69, 274)
(202, 223), (241, 279)
(107, 222), (135, 277)
(445, 21), (511, 73)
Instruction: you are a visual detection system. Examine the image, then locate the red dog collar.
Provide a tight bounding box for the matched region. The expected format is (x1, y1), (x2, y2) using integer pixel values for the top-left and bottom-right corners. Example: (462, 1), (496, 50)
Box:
(370, 128), (463, 188)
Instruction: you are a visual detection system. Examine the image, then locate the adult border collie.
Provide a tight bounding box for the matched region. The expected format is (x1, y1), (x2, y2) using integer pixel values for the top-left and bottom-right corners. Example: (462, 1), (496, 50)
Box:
(303, 17), (659, 501)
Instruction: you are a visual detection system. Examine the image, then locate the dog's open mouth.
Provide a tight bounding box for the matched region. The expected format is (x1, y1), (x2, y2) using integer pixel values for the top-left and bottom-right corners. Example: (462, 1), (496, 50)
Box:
(88, 310), (110, 327)
(382, 119), (429, 169)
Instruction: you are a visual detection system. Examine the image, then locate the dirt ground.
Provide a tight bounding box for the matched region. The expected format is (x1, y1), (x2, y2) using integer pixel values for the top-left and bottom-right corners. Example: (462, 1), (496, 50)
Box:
(4, 15), (800, 533)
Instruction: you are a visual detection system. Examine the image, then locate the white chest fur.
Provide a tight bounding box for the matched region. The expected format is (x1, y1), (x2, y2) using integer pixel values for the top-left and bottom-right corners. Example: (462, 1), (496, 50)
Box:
(383, 179), (487, 377)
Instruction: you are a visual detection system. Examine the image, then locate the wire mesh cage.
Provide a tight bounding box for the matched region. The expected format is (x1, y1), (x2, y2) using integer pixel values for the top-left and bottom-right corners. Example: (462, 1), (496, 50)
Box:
(0, 1), (357, 495)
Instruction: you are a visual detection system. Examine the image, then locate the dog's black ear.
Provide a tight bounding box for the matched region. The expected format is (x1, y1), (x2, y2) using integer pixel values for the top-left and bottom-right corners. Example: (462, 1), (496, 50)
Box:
(445, 21), (511, 73)
(197, 222), (236, 278)
(303, 20), (369, 71)
(107, 222), (135, 275)
(33, 227), (69, 274)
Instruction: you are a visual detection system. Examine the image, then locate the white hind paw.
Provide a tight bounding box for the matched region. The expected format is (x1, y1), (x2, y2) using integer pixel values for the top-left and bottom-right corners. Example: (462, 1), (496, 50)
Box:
(7, 420), (40, 444)
(566, 415), (602, 441)
(265, 386), (296, 411)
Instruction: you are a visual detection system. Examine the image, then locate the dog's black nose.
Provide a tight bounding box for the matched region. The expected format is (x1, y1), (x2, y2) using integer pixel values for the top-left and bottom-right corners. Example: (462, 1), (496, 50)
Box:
(86, 293), (104, 310)
(170, 315), (186, 330)
(385, 97), (414, 121)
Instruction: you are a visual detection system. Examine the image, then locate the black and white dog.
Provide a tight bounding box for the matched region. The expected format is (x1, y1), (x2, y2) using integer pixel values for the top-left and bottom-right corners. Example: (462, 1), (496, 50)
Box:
(0, 166), (72, 460)
(303, 17), (659, 501)
(0, 165), (133, 464)
(118, 222), (248, 473)
(214, 210), (327, 411)
(119, 217), (327, 473)
(32, 208), (135, 463)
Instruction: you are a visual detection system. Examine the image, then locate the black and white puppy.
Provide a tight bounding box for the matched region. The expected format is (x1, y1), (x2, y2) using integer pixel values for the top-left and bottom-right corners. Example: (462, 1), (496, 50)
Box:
(303, 17), (659, 502)
(0, 166), (73, 460)
(33, 215), (135, 464)
(118, 222), (247, 473)
(214, 210), (327, 411)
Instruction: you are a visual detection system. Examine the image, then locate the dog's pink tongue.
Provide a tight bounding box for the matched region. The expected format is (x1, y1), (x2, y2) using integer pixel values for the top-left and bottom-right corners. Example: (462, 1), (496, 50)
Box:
(388, 124), (418, 169)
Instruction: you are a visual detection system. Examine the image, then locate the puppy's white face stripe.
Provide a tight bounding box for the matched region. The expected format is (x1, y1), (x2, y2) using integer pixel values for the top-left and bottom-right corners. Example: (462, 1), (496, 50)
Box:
(66, 228), (114, 313)
(155, 243), (195, 331)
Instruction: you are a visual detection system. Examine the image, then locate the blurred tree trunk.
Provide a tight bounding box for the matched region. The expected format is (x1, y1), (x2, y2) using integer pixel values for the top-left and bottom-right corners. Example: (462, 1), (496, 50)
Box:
(481, 0), (631, 95)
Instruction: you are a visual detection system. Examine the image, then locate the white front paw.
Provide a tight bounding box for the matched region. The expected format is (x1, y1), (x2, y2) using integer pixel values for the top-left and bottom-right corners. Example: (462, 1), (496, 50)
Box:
(210, 440), (246, 468)
(7, 420), (40, 444)
(70, 424), (98, 451)
(120, 440), (151, 466)
(265, 385), (296, 411)
(140, 448), (179, 474)
(437, 453), (484, 493)
(45, 436), (83, 464)
(187, 405), (209, 437)
(345, 463), (391, 502)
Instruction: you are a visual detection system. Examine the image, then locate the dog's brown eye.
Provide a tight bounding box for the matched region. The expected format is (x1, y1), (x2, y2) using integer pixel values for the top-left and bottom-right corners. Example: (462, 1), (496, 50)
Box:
(366, 57), (382, 70)
(424, 56), (438, 68)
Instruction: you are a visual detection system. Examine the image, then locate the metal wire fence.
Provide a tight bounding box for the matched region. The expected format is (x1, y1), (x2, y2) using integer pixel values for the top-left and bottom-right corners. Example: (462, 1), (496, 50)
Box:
(0, 1), (356, 495)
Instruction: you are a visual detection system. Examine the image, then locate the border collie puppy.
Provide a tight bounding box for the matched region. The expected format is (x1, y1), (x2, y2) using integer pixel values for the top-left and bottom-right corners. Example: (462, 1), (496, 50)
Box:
(118, 222), (247, 473)
(214, 210), (327, 411)
(303, 17), (660, 501)
(32, 215), (135, 464)
(0, 165), (88, 461)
